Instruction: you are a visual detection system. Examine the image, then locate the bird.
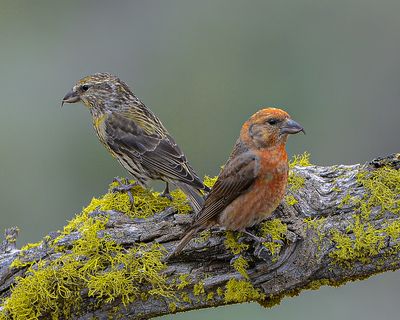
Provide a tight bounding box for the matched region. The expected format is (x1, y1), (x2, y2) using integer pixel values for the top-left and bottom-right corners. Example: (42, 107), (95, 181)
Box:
(172, 107), (304, 256)
(62, 73), (209, 212)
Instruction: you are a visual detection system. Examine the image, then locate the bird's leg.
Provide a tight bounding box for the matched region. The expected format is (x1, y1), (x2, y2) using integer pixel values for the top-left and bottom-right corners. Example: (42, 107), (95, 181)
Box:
(112, 177), (139, 192)
(112, 177), (138, 205)
(160, 182), (173, 201)
(242, 229), (284, 246)
(243, 227), (296, 264)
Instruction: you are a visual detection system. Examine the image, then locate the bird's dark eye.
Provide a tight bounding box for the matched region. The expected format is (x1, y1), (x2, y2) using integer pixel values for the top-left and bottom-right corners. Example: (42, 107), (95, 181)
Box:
(81, 84), (90, 92)
(266, 118), (279, 125)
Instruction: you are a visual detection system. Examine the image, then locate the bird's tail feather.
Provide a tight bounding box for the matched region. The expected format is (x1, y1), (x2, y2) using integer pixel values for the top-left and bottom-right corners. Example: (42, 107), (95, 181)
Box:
(175, 182), (205, 213)
(170, 227), (199, 257)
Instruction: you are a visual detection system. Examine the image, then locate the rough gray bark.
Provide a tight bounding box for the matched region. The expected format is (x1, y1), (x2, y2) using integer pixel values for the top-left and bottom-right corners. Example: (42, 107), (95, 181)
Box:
(0, 154), (399, 319)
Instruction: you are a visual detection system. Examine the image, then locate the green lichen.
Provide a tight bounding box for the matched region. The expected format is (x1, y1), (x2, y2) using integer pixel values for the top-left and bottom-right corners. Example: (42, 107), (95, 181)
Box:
(330, 216), (400, 268)
(193, 282), (205, 297)
(1, 189), (172, 320)
(203, 175), (218, 189)
(385, 221), (400, 253)
(102, 179), (192, 217)
(19, 241), (42, 251)
(306, 279), (333, 290)
(330, 215), (386, 267)
(176, 274), (190, 290)
(289, 152), (311, 169)
(1, 178), (209, 318)
(285, 152), (311, 205)
(180, 292), (191, 304)
(5, 235), (170, 318)
(180, 292), (192, 303)
(232, 256), (249, 279)
(224, 279), (265, 303)
(338, 193), (353, 208)
(330, 165), (400, 267)
(5, 235), (16, 244)
(258, 277), (352, 309)
(224, 231), (249, 255)
(260, 219), (287, 255)
(11, 239), (47, 270)
(332, 186), (342, 193)
(304, 217), (328, 246)
(224, 232), (251, 282)
(52, 179), (195, 246)
(304, 217), (326, 231)
(357, 166), (400, 214)
(284, 194), (298, 205)
(168, 302), (178, 313)
(10, 257), (34, 270)
(287, 172), (305, 193)
(193, 230), (212, 244)
(225, 220), (287, 276)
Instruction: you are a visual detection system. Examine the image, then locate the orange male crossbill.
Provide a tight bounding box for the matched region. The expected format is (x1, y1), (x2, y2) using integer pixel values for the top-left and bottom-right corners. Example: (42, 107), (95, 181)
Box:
(173, 107), (304, 256)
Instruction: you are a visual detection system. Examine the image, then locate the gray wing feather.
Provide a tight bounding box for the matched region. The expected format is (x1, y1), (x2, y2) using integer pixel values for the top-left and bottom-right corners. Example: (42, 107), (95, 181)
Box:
(105, 112), (206, 190)
(193, 145), (259, 227)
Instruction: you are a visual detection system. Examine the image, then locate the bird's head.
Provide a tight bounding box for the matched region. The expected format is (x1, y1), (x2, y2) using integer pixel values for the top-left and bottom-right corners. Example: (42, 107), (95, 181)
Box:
(243, 107), (305, 148)
(62, 73), (134, 112)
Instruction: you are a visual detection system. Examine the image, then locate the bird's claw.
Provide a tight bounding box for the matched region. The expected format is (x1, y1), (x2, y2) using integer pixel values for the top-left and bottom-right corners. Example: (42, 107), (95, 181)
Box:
(257, 234), (273, 243)
(254, 243), (272, 259)
(240, 230), (285, 261)
(241, 229), (284, 245)
(112, 177), (138, 192)
(253, 238), (284, 260)
(159, 189), (173, 201)
(112, 177), (138, 206)
(159, 182), (173, 201)
(160, 193), (173, 201)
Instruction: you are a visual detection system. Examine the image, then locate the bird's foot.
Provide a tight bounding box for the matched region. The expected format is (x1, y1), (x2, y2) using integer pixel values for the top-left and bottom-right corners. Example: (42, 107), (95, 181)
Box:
(159, 182), (173, 201)
(112, 177), (138, 192)
(112, 177), (139, 205)
(241, 229), (284, 246)
(254, 232), (298, 269)
(241, 229), (285, 261)
(160, 191), (173, 201)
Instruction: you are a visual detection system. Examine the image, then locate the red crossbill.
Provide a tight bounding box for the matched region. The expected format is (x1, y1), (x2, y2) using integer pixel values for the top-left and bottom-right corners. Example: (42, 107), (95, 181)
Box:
(62, 73), (209, 212)
(172, 107), (304, 256)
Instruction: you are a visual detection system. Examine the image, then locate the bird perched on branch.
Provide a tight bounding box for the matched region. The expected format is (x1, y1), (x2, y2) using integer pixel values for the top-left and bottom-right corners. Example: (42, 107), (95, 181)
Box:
(172, 108), (304, 256)
(62, 73), (209, 212)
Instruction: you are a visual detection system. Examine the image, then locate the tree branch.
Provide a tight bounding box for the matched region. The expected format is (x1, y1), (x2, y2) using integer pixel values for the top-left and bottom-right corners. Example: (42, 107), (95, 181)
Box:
(0, 154), (399, 319)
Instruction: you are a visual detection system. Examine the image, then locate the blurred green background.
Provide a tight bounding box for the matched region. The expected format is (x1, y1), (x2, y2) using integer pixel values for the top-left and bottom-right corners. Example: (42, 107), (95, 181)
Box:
(0, 0), (399, 319)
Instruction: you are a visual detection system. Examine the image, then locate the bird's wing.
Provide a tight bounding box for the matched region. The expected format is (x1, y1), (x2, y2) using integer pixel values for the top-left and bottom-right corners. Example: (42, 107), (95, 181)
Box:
(193, 146), (259, 227)
(105, 112), (205, 189)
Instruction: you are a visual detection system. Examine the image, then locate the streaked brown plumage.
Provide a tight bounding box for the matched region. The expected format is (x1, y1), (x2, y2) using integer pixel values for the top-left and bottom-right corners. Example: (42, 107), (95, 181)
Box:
(62, 73), (209, 212)
(172, 108), (304, 256)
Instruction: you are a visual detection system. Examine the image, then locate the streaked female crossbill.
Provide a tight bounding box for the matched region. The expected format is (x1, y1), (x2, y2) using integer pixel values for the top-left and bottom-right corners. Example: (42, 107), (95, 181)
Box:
(172, 107), (304, 256)
(62, 73), (209, 212)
